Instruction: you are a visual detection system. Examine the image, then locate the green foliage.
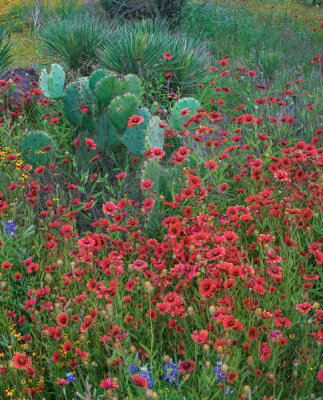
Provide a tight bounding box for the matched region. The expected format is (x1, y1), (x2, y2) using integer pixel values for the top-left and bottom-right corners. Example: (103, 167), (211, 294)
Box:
(39, 16), (109, 74)
(258, 51), (282, 81)
(39, 64), (66, 99)
(0, 30), (13, 78)
(19, 131), (56, 167)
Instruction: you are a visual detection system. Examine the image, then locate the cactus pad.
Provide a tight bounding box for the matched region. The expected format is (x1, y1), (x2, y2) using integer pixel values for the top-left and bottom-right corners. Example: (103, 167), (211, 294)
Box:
(145, 116), (164, 151)
(121, 107), (151, 155)
(20, 131), (55, 167)
(108, 94), (140, 132)
(89, 69), (111, 91)
(170, 97), (201, 131)
(39, 64), (65, 99)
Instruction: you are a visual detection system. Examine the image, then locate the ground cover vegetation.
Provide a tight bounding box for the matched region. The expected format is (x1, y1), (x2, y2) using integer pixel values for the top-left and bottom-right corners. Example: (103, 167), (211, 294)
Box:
(0, 0), (322, 399)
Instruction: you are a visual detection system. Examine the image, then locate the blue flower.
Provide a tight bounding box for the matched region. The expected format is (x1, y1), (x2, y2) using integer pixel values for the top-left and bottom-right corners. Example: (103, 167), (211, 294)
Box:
(163, 359), (179, 386)
(4, 220), (16, 237)
(223, 386), (234, 395)
(213, 361), (228, 383)
(129, 363), (140, 375)
(139, 369), (154, 389)
(66, 372), (77, 383)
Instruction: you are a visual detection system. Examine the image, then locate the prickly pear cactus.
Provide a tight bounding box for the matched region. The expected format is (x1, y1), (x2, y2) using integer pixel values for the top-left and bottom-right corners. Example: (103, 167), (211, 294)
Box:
(121, 107), (151, 155)
(19, 131), (55, 167)
(170, 97), (201, 131)
(108, 94), (140, 132)
(39, 64), (65, 99)
(95, 73), (142, 107)
(145, 116), (164, 151)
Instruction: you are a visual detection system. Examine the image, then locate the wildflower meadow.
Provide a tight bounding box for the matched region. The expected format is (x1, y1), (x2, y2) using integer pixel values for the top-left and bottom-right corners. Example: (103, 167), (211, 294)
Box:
(0, 0), (322, 399)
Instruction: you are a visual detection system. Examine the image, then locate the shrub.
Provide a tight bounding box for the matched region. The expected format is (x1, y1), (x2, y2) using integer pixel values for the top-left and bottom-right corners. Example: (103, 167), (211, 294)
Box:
(99, 0), (186, 22)
(99, 0), (155, 18)
(155, 0), (186, 23)
(39, 16), (109, 74)
(0, 30), (13, 78)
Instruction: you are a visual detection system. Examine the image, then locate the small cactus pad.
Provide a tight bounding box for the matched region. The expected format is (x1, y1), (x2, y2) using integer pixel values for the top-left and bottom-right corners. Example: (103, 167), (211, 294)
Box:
(20, 131), (55, 167)
(145, 116), (164, 151)
(89, 69), (111, 91)
(95, 73), (122, 106)
(63, 78), (96, 132)
(39, 64), (65, 99)
(97, 114), (119, 151)
(170, 97), (201, 131)
(123, 74), (142, 97)
(121, 107), (151, 155)
(108, 94), (140, 132)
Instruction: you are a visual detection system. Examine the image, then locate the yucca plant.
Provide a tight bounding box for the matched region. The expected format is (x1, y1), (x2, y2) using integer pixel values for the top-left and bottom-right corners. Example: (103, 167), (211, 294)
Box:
(99, 25), (163, 77)
(39, 16), (110, 75)
(99, 19), (208, 92)
(0, 30), (13, 78)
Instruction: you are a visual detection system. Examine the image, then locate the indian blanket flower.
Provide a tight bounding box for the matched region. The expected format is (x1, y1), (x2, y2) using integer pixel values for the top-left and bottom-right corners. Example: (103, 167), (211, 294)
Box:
(296, 302), (313, 314)
(132, 374), (147, 387)
(57, 313), (69, 327)
(12, 353), (32, 370)
(179, 359), (195, 374)
(128, 115), (144, 128)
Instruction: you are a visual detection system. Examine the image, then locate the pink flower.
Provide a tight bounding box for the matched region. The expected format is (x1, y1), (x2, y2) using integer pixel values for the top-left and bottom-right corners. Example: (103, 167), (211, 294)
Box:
(191, 330), (209, 344)
(100, 378), (119, 389)
(163, 52), (173, 59)
(115, 172), (127, 180)
(85, 138), (96, 149)
(141, 180), (154, 190)
(102, 201), (117, 215)
(128, 115), (144, 128)
(179, 359), (195, 374)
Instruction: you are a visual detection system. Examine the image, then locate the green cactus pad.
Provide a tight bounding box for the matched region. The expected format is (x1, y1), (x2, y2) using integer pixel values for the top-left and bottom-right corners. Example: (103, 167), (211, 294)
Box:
(121, 107), (151, 155)
(108, 94), (140, 132)
(89, 69), (111, 91)
(39, 64), (65, 99)
(123, 74), (142, 97)
(20, 131), (55, 167)
(95, 73), (123, 106)
(170, 97), (201, 131)
(97, 114), (119, 151)
(63, 78), (96, 132)
(145, 116), (164, 151)
(141, 158), (161, 197)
